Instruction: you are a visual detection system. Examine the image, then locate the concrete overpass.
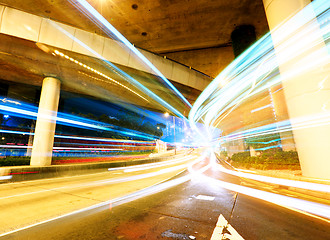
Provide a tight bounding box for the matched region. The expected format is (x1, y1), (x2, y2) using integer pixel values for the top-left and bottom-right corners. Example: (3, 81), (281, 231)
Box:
(0, 4), (211, 110)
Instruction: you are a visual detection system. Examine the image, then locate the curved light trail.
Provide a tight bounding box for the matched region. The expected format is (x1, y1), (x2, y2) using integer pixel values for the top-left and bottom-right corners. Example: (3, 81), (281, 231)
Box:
(68, 0), (192, 109)
(189, 0), (329, 146)
(0, 98), (157, 141)
(187, 0), (330, 221)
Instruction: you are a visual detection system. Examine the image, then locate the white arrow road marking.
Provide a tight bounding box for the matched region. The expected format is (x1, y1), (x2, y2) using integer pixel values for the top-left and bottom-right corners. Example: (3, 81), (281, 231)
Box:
(210, 214), (244, 240)
(195, 195), (215, 201)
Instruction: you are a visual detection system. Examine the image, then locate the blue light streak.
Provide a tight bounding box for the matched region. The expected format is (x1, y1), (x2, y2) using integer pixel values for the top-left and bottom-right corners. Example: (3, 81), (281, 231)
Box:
(0, 99), (157, 140)
(68, 0), (192, 108)
(50, 26), (186, 119)
(189, 0), (330, 148)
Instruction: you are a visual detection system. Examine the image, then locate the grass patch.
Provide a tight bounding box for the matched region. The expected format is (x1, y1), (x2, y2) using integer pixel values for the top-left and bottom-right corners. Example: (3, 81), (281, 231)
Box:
(0, 157), (30, 166)
(230, 149), (301, 170)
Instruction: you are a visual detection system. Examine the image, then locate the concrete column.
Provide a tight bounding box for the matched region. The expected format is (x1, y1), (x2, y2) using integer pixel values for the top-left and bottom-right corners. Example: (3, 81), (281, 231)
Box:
(263, 0), (330, 179)
(30, 77), (60, 166)
(249, 146), (256, 157)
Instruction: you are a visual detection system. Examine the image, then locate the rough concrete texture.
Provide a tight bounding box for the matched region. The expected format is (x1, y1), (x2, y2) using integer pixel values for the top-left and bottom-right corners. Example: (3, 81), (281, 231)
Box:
(0, 0), (269, 77)
(163, 46), (235, 78)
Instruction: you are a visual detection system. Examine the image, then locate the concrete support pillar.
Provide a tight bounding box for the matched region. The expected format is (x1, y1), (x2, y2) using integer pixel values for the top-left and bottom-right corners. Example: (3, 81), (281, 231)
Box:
(30, 77), (60, 166)
(263, 0), (330, 179)
(249, 146), (257, 157)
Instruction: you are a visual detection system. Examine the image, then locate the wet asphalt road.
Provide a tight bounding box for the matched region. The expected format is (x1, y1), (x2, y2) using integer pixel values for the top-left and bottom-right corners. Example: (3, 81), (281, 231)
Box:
(1, 158), (329, 240)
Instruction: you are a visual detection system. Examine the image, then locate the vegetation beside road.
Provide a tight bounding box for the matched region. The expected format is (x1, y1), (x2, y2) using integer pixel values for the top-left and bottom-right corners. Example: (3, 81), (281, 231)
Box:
(0, 156), (30, 166)
(0, 150), (154, 166)
(223, 149), (301, 170)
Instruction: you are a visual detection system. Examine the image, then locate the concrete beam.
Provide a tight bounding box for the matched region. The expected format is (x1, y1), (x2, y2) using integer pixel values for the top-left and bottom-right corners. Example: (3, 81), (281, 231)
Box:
(0, 5), (211, 92)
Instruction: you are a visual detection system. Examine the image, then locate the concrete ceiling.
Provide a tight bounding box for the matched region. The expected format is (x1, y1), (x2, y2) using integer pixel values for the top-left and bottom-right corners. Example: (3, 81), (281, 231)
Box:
(0, 33), (192, 114)
(0, 0), (271, 116)
(0, 0), (269, 69)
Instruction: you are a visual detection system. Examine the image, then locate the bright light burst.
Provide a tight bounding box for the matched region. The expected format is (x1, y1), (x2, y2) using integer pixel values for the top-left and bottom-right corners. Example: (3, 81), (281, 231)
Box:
(189, 0), (329, 148)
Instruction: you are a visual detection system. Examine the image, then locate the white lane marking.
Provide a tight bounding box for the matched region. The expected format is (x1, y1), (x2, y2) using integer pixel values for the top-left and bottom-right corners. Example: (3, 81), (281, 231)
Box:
(0, 168), (195, 237)
(0, 176), (12, 180)
(195, 195), (215, 201)
(202, 173), (330, 222)
(3, 154), (194, 185)
(2, 170), (114, 185)
(0, 155), (198, 200)
(108, 155), (194, 172)
(214, 159), (330, 193)
(210, 214), (244, 240)
(0, 162), (189, 200)
(0, 155), (210, 237)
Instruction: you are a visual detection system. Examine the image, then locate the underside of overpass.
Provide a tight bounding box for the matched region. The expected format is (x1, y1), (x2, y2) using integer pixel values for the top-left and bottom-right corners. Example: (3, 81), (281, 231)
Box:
(0, 32), (198, 115)
(0, 0), (271, 119)
(0, 0), (269, 78)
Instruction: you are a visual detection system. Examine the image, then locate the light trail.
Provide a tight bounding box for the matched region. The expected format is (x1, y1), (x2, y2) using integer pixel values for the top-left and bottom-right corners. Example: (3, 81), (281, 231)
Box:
(0, 1), (328, 236)
(0, 176), (12, 181)
(0, 154), (197, 201)
(0, 154), (208, 237)
(0, 127), (156, 157)
(215, 111), (330, 145)
(49, 9), (188, 119)
(53, 49), (149, 103)
(186, 0), (330, 222)
(196, 152), (328, 222)
(119, 155), (195, 173)
(189, 0), (329, 143)
(0, 145), (123, 151)
(205, 154), (330, 221)
(0, 171), (194, 238)
(53, 143), (153, 148)
(211, 154), (330, 193)
(200, 172), (330, 221)
(0, 129), (151, 144)
(67, 0), (192, 109)
(0, 99), (157, 140)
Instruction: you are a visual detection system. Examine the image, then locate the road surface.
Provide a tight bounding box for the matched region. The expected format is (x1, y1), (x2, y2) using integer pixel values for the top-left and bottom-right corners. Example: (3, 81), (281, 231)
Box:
(0, 150), (329, 239)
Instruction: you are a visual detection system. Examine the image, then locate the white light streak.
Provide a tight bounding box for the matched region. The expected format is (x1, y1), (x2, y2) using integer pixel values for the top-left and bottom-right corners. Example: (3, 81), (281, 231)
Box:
(70, 0), (192, 108)
(214, 162), (330, 193)
(201, 174), (330, 220)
